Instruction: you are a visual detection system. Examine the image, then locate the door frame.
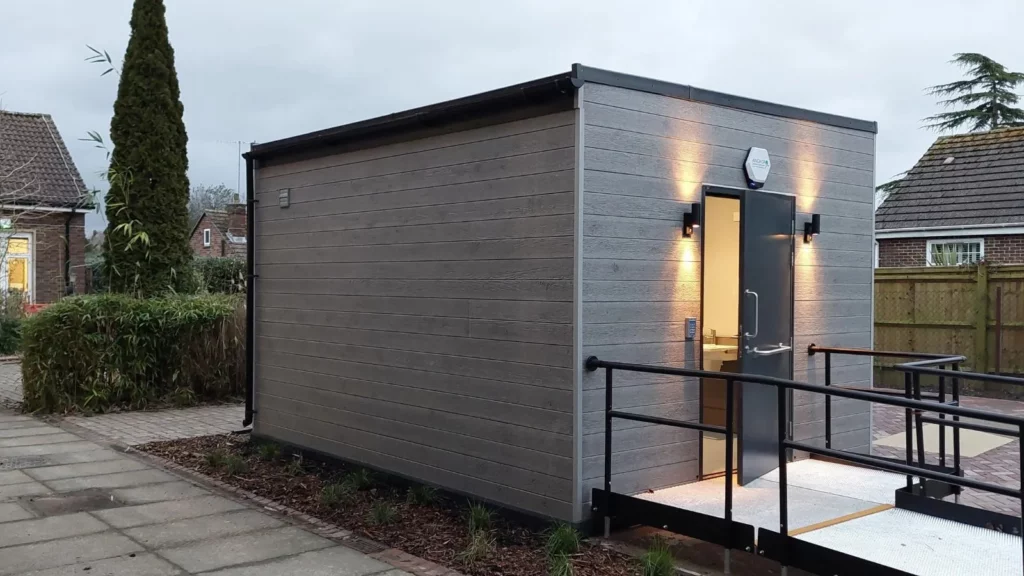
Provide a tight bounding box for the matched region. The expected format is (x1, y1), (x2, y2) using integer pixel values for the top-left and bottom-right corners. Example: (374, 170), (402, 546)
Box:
(697, 184), (795, 480)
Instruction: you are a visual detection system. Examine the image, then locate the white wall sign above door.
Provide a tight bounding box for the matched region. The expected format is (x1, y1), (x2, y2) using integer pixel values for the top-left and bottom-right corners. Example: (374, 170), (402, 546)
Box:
(744, 147), (771, 189)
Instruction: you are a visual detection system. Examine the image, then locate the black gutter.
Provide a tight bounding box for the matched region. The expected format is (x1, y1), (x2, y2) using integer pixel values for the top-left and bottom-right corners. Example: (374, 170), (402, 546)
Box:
(243, 156), (256, 428)
(244, 64), (876, 163)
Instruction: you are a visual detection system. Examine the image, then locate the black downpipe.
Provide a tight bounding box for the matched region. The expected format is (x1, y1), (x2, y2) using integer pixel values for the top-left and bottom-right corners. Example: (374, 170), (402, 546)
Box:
(243, 157), (256, 427)
(64, 210), (75, 296)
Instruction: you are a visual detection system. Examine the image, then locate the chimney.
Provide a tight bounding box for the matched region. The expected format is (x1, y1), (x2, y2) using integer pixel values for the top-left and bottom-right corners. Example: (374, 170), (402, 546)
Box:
(225, 198), (246, 238)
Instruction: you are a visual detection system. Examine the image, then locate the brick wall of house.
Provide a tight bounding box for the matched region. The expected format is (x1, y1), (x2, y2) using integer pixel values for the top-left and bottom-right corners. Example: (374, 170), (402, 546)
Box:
(878, 235), (1024, 267)
(877, 237), (927, 267)
(2, 211), (87, 303)
(225, 204), (245, 237)
(190, 214), (230, 258)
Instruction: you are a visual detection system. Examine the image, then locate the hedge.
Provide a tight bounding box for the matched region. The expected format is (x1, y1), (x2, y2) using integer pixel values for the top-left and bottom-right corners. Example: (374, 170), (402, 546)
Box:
(192, 257), (246, 294)
(21, 294), (244, 413)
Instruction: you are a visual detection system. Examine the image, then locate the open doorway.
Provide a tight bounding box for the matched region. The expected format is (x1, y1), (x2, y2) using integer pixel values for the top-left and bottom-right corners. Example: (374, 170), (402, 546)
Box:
(700, 194), (741, 477)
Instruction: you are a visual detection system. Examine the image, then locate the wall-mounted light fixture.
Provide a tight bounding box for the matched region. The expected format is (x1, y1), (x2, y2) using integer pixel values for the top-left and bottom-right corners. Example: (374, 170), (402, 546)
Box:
(804, 213), (821, 243)
(682, 203), (701, 238)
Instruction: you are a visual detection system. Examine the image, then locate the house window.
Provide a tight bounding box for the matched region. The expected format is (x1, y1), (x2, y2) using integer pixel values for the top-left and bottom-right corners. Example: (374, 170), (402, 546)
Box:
(203, 229), (211, 247)
(927, 239), (984, 266)
(1, 235), (32, 303)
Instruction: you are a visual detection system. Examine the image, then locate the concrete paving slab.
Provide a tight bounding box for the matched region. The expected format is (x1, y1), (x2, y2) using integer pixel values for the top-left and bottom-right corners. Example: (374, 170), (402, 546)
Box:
(42, 449), (124, 466)
(111, 481), (211, 504)
(0, 502), (33, 523)
(199, 545), (398, 576)
(0, 432), (80, 448)
(45, 469), (175, 492)
(0, 426), (63, 439)
(157, 526), (334, 573)
(0, 420), (46, 431)
(0, 414), (32, 423)
(0, 441), (103, 458)
(26, 458), (149, 481)
(0, 511), (107, 548)
(12, 552), (183, 576)
(93, 494), (245, 528)
(0, 469), (33, 485)
(0, 532), (143, 575)
(124, 509), (284, 548)
(0, 480), (50, 501)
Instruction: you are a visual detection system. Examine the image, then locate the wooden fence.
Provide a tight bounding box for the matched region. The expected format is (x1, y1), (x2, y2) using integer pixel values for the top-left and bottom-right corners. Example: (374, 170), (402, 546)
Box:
(874, 264), (1024, 383)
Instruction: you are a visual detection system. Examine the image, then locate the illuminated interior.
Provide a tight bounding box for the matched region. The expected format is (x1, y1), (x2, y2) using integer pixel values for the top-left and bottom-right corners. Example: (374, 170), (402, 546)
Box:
(5, 237), (30, 297)
(700, 195), (740, 476)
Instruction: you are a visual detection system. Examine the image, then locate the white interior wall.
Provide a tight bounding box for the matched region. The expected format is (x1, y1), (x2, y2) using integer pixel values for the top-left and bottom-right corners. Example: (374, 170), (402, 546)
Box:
(702, 195), (740, 340)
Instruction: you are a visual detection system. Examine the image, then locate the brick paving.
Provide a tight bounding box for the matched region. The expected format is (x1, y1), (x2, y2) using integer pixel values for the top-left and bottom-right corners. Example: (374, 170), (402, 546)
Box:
(872, 395), (1024, 515)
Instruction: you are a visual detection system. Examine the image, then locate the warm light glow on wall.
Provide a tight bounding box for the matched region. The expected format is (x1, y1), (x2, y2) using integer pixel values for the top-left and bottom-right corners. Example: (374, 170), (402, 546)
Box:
(670, 125), (709, 203)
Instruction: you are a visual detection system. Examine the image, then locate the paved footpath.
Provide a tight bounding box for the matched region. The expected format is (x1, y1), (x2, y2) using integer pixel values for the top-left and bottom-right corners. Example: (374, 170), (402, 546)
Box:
(0, 409), (411, 576)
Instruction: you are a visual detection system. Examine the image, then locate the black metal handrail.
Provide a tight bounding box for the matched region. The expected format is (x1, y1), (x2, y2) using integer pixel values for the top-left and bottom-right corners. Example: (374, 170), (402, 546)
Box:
(586, 354), (1024, 574)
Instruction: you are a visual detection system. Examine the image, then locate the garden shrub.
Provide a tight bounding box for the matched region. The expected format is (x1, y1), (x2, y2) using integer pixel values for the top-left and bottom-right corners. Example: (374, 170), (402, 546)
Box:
(20, 293), (244, 413)
(192, 257), (246, 294)
(0, 317), (21, 356)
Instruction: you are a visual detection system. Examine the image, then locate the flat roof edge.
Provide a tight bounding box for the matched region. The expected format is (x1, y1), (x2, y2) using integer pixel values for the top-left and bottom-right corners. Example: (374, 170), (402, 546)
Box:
(571, 64), (878, 134)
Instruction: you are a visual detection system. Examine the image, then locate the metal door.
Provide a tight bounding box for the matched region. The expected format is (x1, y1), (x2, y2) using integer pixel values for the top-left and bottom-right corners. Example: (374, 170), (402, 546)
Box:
(738, 190), (795, 484)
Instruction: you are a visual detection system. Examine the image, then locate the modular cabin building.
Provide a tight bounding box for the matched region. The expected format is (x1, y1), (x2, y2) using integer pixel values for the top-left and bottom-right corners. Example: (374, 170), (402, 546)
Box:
(243, 64), (877, 525)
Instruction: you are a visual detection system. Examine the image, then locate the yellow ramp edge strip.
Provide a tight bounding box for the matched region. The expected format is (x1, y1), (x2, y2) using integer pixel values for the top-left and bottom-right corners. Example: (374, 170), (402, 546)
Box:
(788, 504), (894, 537)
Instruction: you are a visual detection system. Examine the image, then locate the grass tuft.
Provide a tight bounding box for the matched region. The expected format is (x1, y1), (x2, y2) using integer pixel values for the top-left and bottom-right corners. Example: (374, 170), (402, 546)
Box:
(406, 485), (439, 506)
(204, 449), (227, 469)
(223, 454), (248, 476)
(456, 529), (495, 567)
(284, 455), (305, 477)
(320, 482), (355, 508)
(368, 500), (398, 525)
(257, 442), (281, 461)
(342, 468), (375, 491)
(467, 501), (494, 534)
(545, 522), (580, 558)
(640, 536), (674, 576)
(549, 553), (574, 576)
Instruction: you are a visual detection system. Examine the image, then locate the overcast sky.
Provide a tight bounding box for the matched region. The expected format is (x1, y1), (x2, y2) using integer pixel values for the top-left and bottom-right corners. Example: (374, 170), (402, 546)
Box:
(2, 0), (1022, 231)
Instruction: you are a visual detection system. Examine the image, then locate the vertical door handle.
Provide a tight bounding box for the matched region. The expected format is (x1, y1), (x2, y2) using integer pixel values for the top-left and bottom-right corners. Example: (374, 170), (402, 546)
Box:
(744, 289), (759, 339)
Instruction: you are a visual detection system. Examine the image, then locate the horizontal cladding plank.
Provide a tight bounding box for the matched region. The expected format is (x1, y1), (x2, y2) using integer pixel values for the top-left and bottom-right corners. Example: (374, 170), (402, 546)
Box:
(795, 232), (873, 253)
(794, 266), (872, 286)
(258, 237), (574, 265)
(582, 236), (692, 261)
(257, 388), (572, 481)
(581, 461), (700, 505)
(583, 423), (697, 457)
(259, 112), (576, 178)
(581, 342), (698, 373)
(260, 215), (574, 250)
(258, 277), (572, 302)
(256, 293), (573, 324)
(583, 215), (870, 247)
(257, 170), (574, 223)
(582, 322), (697, 346)
(257, 335), (573, 392)
(583, 400), (700, 435)
(583, 438), (698, 480)
(258, 319), (572, 368)
(260, 123), (575, 190)
(256, 417), (572, 519)
(581, 378), (701, 413)
(584, 168), (871, 207)
(257, 307), (572, 346)
(583, 83), (875, 153)
(584, 149), (872, 200)
(796, 315), (872, 337)
(584, 124), (873, 188)
(584, 101), (874, 171)
(582, 301), (701, 324)
(257, 148), (575, 215)
(795, 282), (871, 301)
(257, 361), (572, 444)
(258, 259), (574, 282)
(583, 280), (700, 302)
(258, 191), (574, 237)
(582, 258), (702, 283)
(794, 299), (872, 319)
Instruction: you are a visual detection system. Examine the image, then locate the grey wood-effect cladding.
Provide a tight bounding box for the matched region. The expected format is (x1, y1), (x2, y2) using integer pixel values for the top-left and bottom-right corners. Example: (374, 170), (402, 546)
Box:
(254, 110), (577, 520)
(578, 84), (875, 511)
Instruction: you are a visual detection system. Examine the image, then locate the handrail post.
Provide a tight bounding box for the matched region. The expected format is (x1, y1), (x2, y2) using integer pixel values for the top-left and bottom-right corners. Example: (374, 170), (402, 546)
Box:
(724, 377), (735, 574)
(603, 367), (613, 538)
(913, 372), (926, 473)
(904, 372), (913, 490)
(938, 366), (946, 469)
(953, 364), (962, 502)
(777, 383), (789, 573)
(824, 351), (832, 449)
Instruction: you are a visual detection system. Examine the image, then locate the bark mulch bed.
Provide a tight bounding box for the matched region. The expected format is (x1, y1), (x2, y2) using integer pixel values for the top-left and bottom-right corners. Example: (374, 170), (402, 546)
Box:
(140, 434), (642, 576)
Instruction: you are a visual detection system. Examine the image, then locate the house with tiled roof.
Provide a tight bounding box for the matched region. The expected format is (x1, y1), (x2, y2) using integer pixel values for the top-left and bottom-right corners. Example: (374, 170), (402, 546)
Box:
(876, 127), (1024, 267)
(190, 202), (246, 258)
(0, 110), (92, 302)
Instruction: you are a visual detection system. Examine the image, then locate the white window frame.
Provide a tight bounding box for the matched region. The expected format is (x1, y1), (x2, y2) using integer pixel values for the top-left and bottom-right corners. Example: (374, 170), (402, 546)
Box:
(926, 238), (985, 266)
(0, 232), (34, 304)
(203, 228), (212, 247)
